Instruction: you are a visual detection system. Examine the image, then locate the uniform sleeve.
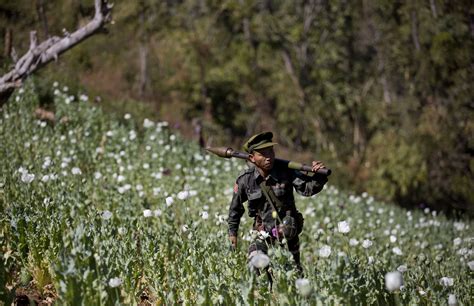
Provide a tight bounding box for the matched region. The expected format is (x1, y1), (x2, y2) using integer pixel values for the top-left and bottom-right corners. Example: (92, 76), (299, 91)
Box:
(292, 171), (328, 197)
(228, 177), (248, 236)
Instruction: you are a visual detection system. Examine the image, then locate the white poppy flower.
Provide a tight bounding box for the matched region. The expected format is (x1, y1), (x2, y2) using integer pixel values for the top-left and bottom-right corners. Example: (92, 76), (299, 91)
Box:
(448, 294), (457, 306)
(143, 209), (153, 218)
(21, 172), (35, 184)
(362, 239), (373, 248)
(166, 196), (174, 207)
(143, 118), (154, 128)
(250, 252), (270, 269)
(385, 271), (403, 291)
(337, 221), (350, 233)
(468, 261), (474, 271)
(18, 167), (27, 174)
(71, 167), (82, 175)
(295, 278), (312, 297)
(392, 247), (403, 256)
(319, 245), (331, 258)
(439, 277), (454, 287)
(349, 239), (359, 246)
(108, 277), (122, 288)
(453, 222), (465, 231)
(258, 230), (270, 239)
(177, 191), (189, 200)
(102, 210), (112, 220)
(42, 158), (52, 169)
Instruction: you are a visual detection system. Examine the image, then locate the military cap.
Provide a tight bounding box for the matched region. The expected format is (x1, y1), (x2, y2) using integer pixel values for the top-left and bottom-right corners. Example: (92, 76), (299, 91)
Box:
(243, 131), (278, 153)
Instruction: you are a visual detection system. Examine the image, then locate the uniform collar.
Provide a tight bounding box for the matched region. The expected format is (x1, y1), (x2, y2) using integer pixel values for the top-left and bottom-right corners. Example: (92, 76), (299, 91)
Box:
(252, 165), (278, 184)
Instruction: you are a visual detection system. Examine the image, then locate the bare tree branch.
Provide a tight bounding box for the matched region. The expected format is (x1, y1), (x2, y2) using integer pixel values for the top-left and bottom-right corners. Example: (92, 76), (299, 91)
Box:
(411, 9), (421, 51)
(0, 0), (113, 105)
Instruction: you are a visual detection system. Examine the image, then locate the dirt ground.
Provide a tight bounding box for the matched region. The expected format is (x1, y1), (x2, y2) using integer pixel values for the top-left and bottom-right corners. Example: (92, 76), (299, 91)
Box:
(14, 284), (57, 305)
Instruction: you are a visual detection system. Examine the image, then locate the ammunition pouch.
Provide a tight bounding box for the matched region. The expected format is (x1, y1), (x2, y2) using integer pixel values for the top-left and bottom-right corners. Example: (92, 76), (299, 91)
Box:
(259, 180), (304, 239)
(280, 214), (298, 239)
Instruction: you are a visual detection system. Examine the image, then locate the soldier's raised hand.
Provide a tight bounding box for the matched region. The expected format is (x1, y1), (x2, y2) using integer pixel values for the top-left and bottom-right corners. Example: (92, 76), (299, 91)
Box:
(229, 235), (238, 251)
(311, 161), (325, 173)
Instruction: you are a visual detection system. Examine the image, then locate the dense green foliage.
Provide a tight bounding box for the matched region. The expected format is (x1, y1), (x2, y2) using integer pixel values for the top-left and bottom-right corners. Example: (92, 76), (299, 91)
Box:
(0, 1), (473, 209)
(1, 85), (473, 304)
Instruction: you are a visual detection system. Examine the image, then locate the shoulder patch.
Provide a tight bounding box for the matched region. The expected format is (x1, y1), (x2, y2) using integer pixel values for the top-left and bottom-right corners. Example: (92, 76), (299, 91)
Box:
(236, 166), (254, 180)
(234, 166), (254, 189)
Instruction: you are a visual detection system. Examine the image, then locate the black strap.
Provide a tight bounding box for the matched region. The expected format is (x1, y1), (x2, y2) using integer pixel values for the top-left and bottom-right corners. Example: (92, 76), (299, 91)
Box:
(259, 180), (284, 213)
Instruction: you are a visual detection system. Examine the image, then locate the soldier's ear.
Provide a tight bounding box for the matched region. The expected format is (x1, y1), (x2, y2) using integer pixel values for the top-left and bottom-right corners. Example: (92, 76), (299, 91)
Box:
(248, 152), (256, 163)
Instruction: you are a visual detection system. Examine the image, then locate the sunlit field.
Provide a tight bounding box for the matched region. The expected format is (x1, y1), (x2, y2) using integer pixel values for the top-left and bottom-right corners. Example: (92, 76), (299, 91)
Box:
(1, 83), (473, 305)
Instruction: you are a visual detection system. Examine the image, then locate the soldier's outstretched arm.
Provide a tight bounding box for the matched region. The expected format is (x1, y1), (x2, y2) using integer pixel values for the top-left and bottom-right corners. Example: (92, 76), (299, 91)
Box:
(293, 161), (329, 197)
(228, 178), (247, 249)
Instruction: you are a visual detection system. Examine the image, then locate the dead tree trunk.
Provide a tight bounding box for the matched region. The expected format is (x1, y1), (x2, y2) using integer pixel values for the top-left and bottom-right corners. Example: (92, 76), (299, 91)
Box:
(138, 7), (148, 98)
(0, 0), (113, 106)
(429, 0), (438, 19)
(138, 43), (148, 97)
(4, 29), (12, 59)
(35, 0), (50, 39)
(411, 9), (421, 51)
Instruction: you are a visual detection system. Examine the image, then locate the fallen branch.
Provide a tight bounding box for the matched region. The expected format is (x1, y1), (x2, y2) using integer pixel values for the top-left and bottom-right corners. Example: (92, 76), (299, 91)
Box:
(0, 0), (113, 106)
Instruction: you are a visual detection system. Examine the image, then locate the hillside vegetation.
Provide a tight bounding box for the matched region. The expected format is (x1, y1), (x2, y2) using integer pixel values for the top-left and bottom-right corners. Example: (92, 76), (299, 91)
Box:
(1, 0), (473, 210)
(0, 84), (472, 304)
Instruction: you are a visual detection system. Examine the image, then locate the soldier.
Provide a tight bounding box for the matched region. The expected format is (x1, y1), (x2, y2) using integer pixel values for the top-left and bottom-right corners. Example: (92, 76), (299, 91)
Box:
(228, 132), (328, 272)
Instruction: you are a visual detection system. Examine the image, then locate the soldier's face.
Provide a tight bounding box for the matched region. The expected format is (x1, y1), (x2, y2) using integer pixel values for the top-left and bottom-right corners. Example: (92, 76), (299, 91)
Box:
(250, 147), (275, 171)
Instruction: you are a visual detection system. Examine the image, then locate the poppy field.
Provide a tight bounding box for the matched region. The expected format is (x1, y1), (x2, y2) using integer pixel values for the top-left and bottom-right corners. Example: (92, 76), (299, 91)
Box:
(1, 84), (473, 305)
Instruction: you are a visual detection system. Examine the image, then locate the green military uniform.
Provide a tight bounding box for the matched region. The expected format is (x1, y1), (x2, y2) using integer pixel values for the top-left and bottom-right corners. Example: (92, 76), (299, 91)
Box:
(228, 132), (328, 269)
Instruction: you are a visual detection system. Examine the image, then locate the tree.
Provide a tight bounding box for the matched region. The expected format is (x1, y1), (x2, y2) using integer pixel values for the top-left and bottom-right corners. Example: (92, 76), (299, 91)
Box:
(0, 0), (113, 106)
